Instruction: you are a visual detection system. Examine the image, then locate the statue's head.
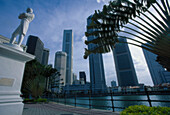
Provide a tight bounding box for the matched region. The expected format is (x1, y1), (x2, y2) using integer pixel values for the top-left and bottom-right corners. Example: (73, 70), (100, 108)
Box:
(26, 8), (33, 13)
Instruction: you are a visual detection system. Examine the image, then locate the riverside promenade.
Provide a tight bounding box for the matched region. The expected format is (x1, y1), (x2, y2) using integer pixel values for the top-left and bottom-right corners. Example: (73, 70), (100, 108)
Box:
(23, 102), (120, 115)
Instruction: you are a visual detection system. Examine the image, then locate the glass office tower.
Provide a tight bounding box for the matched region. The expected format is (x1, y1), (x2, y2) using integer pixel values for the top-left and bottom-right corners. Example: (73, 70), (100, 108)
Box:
(62, 30), (73, 85)
(143, 47), (170, 85)
(112, 38), (139, 86)
(87, 15), (107, 94)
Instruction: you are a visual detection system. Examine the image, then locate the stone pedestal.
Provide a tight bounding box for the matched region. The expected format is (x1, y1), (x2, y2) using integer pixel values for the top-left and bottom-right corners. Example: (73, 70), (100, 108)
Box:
(0, 43), (35, 115)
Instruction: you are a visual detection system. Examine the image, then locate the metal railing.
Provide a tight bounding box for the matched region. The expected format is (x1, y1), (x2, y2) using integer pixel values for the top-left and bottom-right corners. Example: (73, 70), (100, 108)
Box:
(49, 88), (170, 112)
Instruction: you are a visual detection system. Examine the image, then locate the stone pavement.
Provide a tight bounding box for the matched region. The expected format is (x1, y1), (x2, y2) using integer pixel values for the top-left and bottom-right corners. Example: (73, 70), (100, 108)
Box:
(23, 102), (120, 115)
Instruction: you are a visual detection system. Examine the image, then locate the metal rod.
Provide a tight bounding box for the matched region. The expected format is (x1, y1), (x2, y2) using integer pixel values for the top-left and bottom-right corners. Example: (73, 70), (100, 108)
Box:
(64, 92), (66, 105)
(89, 90), (92, 109)
(75, 92), (77, 107)
(110, 88), (115, 112)
(145, 86), (152, 107)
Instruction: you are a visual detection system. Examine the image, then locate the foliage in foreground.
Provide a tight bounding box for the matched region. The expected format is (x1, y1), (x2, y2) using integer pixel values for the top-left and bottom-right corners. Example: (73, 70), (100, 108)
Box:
(21, 59), (57, 98)
(23, 98), (48, 103)
(121, 105), (170, 115)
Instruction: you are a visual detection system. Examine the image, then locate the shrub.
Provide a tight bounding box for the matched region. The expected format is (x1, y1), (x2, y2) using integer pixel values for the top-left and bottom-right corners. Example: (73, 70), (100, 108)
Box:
(121, 105), (170, 115)
(23, 98), (48, 103)
(23, 98), (34, 103)
(35, 98), (47, 102)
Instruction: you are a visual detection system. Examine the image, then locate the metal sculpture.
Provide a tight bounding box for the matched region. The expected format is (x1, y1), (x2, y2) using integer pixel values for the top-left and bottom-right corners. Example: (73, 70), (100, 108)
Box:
(84, 0), (170, 71)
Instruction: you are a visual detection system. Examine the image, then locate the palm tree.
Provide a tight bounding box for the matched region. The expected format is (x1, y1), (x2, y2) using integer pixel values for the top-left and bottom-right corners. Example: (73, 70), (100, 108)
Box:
(84, 0), (170, 71)
(43, 65), (57, 91)
(21, 60), (44, 97)
(21, 60), (58, 98)
(30, 75), (45, 99)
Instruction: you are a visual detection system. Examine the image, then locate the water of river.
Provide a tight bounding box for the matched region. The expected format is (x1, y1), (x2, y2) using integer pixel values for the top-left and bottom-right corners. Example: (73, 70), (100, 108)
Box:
(52, 95), (170, 111)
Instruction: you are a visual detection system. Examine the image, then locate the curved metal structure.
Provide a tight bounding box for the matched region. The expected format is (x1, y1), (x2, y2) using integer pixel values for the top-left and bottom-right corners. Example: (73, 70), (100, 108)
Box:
(84, 0), (170, 70)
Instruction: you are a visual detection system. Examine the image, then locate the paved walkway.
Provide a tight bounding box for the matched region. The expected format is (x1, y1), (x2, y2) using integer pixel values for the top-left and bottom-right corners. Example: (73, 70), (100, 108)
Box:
(23, 102), (120, 115)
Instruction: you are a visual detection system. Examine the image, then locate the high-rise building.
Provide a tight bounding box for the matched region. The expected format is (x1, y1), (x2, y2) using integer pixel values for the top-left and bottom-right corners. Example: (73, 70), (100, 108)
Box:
(79, 71), (86, 84)
(41, 48), (49, 65)
(111, 80), (117, 87)
(142, 47), (170, 85)
(48, 64), (53, 68)
(73, 73), (77, 82)
(87, 15), (107, 94)
(26, 35), (44, 63)
(62, 30), (73, 85)
(112, 38), (139, 87)
(54, 51), (67, 86)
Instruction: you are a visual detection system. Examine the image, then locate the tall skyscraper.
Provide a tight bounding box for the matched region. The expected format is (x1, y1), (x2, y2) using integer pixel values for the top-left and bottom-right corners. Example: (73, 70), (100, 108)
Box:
(26, 35), (44, 63)
(79, 71), (86, 84)
(54, 51), (67, 87)
(72, 73), (77, 82)
(111, 80), (117, 87)
(112, 38), (139, 87)
(142, 47), (170, 85)
(62, 30), (73, 85)
(87, 15), (107, 94)
(48, 64), (53, 68)
(41, 48), (49, 65)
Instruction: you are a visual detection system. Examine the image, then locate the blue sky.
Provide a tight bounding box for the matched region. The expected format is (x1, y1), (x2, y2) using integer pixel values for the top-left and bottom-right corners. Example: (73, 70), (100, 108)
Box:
(0, 0), (153, 86)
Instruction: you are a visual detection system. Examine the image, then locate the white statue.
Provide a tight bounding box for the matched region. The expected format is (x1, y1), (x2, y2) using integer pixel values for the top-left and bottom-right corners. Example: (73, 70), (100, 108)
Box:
(10, 8), (35, 46)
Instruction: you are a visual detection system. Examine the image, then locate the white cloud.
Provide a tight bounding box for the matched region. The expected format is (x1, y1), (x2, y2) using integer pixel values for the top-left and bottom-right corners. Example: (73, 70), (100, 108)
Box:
(96, 0), (110, 4)
(129, 45), (153, 86)
(103, 52), (117, 86)
(82, 35), (86, 42)
(97, 0), (101, 3)
(73, 35), (89, 81)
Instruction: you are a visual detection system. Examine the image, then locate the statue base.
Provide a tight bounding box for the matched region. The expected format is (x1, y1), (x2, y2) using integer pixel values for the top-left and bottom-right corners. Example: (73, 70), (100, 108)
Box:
(3, 43), (24, 51)
(0, 43), (35, 115)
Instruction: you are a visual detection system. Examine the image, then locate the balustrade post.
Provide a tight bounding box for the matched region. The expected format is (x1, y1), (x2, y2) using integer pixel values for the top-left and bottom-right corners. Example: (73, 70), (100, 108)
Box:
(145, 86), (152, 107)
(75, 92), (77, 107)
(64, 92), (66, 105)
(88, 90), (91, 109)
(57, 93), (59, 103)
(110, 89), (115, 112)
(52, 93), (54, 101)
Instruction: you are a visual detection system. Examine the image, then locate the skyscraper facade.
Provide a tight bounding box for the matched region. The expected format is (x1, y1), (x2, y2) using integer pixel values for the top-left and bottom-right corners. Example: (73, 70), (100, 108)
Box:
(112, 38), (139, 87)
(87, 15), (107, 94)
(142, 48), (170, 85)
(111, 80), (117, 87)
(41, 48), (49, 65)
(26, 35), (44, 63)
(79, 71), (86, 84)
(54, 51), (67, 87)
(72, 73), (77, 82)
(62, 30), (73, 85)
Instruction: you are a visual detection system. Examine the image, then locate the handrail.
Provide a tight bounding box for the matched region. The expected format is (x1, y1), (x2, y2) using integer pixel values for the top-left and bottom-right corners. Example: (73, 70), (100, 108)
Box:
(56, 98), (125, 109)
(48, 89), (170, 112)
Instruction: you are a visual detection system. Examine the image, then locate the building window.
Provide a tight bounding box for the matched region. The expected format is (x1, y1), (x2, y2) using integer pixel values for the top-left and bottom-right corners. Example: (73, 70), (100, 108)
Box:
(66, 44), (69, 52)
(66, 33), (70, 42)
(117, 55), (131, 70)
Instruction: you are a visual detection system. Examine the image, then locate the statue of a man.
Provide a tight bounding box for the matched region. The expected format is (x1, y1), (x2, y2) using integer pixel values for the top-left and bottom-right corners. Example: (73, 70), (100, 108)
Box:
(10, 8), (35, 46)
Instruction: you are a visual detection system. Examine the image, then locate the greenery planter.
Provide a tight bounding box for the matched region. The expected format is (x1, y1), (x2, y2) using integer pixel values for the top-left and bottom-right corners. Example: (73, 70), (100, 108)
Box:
(121, 105), (170, 115)
(23, 98), (48, 104)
